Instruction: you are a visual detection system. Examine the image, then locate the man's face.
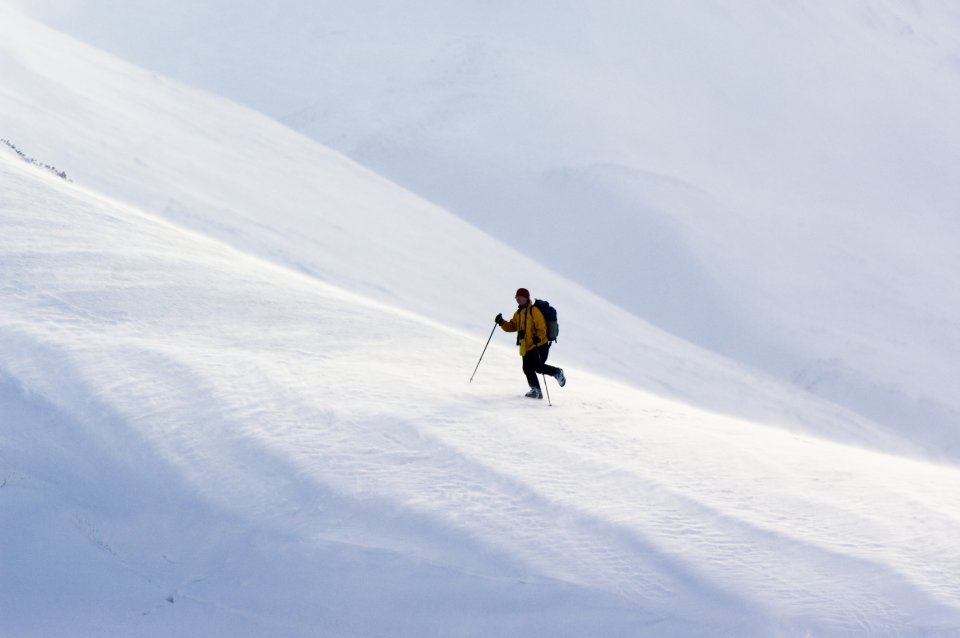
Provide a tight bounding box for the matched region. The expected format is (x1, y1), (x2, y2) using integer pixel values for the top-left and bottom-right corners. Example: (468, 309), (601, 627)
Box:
(516, 295), (528, 305)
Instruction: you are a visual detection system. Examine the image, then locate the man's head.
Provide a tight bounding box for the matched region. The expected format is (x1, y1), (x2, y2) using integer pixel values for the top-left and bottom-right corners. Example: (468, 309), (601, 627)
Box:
(515, 287), (530, 305)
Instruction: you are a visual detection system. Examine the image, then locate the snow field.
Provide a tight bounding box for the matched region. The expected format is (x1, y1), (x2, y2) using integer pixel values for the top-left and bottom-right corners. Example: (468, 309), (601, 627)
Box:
(3, 150), (960, 636)
(0, 1), (925, 465)
(2, 3), (960, 635)
(20, 0), (960, 446)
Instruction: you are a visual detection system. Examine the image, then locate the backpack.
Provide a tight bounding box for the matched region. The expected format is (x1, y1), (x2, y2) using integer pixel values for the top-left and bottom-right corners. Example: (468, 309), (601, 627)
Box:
(533, 299), (559, 342)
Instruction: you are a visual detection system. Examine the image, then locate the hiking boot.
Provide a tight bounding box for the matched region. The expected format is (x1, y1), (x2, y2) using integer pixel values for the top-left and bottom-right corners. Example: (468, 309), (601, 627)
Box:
(524, 387), (543, 399)
(554, 369), (566, 387)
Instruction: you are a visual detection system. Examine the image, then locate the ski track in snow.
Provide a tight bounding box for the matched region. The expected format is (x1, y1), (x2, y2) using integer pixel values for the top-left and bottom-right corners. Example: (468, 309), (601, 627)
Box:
(3, 154), (960, 636)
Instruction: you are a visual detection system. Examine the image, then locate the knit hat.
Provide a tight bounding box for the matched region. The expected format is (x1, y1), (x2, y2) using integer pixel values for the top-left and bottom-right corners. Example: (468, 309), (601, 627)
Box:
(515, 288), (530, 299)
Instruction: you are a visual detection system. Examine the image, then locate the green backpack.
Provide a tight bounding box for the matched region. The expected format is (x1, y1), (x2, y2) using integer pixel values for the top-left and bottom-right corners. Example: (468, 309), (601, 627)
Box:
(533, 299), (559, 342)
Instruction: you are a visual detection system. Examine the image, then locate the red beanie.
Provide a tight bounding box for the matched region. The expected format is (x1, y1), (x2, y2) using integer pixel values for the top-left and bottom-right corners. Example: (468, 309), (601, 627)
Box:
(515, 288), (530, 299)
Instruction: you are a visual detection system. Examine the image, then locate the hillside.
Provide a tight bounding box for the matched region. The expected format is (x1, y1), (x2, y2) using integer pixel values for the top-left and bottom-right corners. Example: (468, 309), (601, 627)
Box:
(5, 140), (960, 637)
(3, 4), (960, 637)
(17, 0), (960, 447)
(1, 1), (924, 457)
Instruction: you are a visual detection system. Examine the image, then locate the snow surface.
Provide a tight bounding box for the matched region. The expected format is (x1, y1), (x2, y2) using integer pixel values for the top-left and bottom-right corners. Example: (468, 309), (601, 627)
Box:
(2, 3), (960, 636)
(17, 0), (960, 448)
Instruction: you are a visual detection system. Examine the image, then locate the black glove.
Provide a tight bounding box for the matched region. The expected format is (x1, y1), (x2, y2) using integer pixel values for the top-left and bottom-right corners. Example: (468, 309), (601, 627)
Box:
(495, 313), (504, 325)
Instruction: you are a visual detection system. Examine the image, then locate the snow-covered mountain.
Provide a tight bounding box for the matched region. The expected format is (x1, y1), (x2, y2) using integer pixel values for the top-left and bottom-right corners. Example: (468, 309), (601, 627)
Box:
(17, 0), (960, 448)
(3, 2), (960, 636)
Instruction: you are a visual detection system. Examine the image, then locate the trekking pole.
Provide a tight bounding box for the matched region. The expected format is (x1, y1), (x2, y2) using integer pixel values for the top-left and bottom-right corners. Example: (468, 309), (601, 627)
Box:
(535, 347), (552, 406)
(469, 321), (499, 382)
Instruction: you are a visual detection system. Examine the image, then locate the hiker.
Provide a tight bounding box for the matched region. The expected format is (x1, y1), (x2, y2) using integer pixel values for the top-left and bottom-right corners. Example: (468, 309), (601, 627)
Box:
(496, 288), (566, 399)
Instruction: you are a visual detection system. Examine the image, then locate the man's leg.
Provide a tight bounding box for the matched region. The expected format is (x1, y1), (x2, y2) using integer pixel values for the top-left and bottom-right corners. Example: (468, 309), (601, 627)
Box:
(534, 345), (560, 377)
(534, 345), (565, 387)
(522, 352), (541, 389)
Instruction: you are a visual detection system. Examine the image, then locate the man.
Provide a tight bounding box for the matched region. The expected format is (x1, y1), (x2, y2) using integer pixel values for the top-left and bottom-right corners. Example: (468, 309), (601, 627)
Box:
(496, 288), (566, 399)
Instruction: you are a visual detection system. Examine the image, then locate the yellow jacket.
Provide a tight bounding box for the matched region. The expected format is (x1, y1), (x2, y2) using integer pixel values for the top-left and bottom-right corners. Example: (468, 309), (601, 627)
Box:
(500, 303), (548, 356)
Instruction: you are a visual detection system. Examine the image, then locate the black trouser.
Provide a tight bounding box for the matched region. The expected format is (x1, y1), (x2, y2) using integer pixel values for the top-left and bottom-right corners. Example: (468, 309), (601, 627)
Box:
(523, 344), (560, 389)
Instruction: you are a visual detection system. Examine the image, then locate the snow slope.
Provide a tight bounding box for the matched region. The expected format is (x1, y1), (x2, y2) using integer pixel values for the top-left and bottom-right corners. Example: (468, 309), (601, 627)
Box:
(0, 1), (923, 458)
(17, 0), (960, 445)
(3, 4), (960, 637)
(5, 128), (960, 637)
